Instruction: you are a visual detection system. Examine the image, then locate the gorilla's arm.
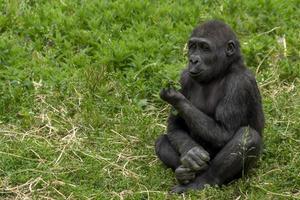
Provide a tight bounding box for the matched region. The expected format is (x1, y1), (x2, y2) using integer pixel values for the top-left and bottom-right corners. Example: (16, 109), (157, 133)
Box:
(166, 113), (200, 155)
(166, 113), (210, 171)
(175, 99), (232, 148)
(161, 76), (250, 149)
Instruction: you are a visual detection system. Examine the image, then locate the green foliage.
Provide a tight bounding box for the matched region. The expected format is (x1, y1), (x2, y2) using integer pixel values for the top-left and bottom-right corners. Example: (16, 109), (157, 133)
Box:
(0, 0), (299, 199)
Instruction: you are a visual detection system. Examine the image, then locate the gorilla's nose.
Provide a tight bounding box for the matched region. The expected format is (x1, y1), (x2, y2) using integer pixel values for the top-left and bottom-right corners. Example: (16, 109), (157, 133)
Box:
(190, 58), (198, 64)
(189, 55), (201, 65)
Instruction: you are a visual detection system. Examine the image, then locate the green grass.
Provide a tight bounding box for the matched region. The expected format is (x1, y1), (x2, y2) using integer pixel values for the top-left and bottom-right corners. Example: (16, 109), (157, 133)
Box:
(0, 0), (299, 199)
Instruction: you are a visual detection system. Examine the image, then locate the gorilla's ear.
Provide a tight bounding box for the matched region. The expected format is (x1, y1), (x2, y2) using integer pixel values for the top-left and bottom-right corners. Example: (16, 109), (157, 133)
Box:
(225, 40), (236, 56)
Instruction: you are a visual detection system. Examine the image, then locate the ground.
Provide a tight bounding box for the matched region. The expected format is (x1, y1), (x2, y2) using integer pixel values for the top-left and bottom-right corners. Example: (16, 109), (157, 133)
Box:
(0, 0), (299, 199)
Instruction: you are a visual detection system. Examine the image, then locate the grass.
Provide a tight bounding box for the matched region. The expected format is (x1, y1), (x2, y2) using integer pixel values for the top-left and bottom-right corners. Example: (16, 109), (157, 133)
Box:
(0, 0), (299, 199)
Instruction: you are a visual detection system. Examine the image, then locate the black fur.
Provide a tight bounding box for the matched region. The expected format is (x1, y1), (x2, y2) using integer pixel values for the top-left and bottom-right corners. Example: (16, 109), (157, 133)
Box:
(155, 20), (264, 193)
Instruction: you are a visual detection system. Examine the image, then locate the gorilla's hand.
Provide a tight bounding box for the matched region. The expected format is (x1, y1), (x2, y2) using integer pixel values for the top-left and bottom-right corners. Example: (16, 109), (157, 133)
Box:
(160, 88), (185, 105)
(180, 146), (210, 171)
(175, 165), (196, 185)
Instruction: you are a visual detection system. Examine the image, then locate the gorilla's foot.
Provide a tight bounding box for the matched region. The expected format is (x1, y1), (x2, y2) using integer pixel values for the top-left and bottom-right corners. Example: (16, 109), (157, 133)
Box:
(170, 181), (206, 194)
(170, 173), (218, 194)
(175, 165), (197, 184)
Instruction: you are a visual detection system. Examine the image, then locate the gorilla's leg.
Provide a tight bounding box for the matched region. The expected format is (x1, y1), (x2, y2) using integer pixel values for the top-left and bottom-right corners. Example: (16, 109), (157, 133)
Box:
(156, 134), (209, 184)
(155, 134), (181, 170)
(171, 126), (262, 193)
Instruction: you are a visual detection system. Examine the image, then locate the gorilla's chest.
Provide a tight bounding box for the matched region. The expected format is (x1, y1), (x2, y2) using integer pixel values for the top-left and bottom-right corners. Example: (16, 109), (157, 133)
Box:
(188, 81), (225, 117)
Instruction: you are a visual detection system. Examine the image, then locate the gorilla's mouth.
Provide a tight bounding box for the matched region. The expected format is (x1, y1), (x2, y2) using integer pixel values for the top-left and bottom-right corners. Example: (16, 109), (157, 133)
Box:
(189, 71), (203, 77)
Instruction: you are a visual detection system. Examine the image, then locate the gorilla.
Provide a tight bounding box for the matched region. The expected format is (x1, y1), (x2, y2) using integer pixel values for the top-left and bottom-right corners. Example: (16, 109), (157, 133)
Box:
(155, 20), (264, 193)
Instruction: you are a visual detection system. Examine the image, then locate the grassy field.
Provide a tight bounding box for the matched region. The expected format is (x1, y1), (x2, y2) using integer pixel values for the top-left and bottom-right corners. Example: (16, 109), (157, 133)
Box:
(0, 0), (299, 199)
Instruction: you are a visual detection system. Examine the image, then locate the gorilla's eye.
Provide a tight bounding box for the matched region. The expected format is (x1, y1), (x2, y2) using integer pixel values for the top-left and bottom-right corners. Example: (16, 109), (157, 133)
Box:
(188, 42), (196, 50)
(200, 43), (210, 51)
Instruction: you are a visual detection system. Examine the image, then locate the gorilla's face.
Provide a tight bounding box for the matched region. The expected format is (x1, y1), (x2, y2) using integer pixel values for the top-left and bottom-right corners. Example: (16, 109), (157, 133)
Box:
(187, 34), (237, 83)
(188, 37), (217, 82)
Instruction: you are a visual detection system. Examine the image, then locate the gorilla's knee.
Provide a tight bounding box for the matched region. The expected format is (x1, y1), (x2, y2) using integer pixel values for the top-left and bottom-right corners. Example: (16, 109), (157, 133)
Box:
(237, 127), (262, 153)
(234, 127), (263, 167)
(155, 134), (167, 157)
(154, 134), (181, 170)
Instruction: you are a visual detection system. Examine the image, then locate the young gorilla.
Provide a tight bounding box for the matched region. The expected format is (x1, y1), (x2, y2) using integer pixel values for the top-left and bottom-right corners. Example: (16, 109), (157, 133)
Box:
(155, 20), (264, 193)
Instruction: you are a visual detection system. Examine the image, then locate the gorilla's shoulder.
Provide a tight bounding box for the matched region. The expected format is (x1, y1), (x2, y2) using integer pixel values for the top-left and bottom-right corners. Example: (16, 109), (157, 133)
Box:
(225, 68), (259, 94)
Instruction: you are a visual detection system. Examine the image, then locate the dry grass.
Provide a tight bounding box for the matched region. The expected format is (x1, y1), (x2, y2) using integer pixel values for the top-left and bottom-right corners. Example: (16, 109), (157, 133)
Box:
(0, 0), (299, 199)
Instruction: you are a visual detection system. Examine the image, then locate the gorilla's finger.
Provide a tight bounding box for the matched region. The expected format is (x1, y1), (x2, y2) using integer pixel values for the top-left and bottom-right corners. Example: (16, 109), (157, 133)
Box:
(194, 148), (210, 162)
(176, 171), (195, 178)
(189, 152), (205, 166)
(176, 172), (195, 179)
(175, 166), (192, 174)
(181, 157), (201, 171)
(175, 168), (195, 176)
(177, 175), (195, 183)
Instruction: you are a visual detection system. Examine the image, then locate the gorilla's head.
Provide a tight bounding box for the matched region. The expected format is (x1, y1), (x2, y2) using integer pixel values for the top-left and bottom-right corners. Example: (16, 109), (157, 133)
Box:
(187, 20), (242, 83)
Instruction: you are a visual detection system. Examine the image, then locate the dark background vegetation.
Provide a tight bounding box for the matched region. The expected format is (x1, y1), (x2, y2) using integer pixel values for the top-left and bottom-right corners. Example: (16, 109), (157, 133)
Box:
(0, 0), (299, 199)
